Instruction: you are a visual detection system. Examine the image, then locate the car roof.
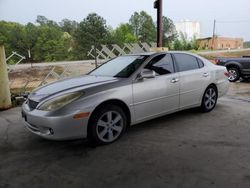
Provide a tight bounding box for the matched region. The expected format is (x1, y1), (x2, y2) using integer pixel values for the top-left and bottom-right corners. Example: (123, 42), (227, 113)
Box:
(124, 51), (198, 56)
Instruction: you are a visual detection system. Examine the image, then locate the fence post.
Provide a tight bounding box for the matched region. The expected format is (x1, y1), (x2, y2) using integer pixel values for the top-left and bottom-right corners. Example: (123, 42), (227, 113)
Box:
(0, 45), (12, 110)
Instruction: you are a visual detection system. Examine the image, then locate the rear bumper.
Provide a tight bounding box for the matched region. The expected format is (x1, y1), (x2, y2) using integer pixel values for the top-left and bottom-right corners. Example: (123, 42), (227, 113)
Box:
(217, 79), (229, 98)
(21, 103), (89, 140)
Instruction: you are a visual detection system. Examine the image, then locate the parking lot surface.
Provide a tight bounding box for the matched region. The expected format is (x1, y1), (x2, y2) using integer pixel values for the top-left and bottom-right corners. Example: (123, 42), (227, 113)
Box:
(0, 82), (250, 188)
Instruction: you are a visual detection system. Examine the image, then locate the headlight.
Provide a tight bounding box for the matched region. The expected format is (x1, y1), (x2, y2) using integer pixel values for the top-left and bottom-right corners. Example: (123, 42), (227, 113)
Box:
(37, 92), (83, 111)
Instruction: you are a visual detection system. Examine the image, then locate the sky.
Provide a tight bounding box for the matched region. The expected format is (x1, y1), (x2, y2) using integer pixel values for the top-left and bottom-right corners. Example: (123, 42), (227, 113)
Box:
(0, 0), (250, 41)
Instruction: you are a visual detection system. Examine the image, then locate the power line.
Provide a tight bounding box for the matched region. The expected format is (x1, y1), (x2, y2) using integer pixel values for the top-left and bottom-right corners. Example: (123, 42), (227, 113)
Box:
(217, 19), (250, 23)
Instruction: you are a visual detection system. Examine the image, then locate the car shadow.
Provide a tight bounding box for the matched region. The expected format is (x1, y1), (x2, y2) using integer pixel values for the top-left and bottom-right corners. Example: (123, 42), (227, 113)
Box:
(240, 78), (250, 83)
(127, 108), (200, 134)
(14, 105), (225, 157)
(27, 107), (202, 148)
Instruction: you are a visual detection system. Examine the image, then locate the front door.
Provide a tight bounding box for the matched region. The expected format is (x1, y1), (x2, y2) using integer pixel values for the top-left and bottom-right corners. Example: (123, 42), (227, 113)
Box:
(132, 54), (180, 122)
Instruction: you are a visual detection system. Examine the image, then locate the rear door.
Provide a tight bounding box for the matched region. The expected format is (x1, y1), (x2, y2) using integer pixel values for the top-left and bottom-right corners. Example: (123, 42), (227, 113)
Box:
(172, 53), (209, 109)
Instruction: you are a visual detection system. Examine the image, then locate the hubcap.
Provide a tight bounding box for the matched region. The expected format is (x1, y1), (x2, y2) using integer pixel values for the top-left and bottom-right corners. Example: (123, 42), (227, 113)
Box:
(204, 88), (217, 110)
(228, 69), (237, 81)
(96, 111), (123, 142)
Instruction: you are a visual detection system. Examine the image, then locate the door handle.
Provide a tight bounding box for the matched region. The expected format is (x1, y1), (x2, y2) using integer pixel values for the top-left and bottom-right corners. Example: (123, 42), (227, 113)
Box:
(171, 78), (179, 83)
(203, 73), (209, 77)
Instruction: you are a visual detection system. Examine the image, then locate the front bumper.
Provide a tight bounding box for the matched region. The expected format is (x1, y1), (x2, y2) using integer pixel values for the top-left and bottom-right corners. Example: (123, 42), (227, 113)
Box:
(21, 102), (89, 140)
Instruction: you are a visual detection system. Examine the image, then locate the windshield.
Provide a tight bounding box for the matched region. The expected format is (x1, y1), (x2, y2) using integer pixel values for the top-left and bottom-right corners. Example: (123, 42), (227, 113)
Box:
(89, 55), (148, 78)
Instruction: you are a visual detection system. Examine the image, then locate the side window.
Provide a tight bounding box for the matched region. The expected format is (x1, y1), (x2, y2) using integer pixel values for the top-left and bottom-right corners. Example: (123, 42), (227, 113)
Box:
(145, 54), (174, 75)
(197, 58), (204, 68)
(173, 53), (199, 72)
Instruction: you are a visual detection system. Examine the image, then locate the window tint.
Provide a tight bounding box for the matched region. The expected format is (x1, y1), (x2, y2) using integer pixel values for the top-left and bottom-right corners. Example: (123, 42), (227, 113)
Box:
(197, 58), (204, 68)
(173, 53), (199, 72)
(145, 54), (174, 75)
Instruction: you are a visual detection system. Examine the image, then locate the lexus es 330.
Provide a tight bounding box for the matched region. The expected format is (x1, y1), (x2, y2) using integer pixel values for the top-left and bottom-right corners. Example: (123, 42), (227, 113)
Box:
(22, 52), (229, 144)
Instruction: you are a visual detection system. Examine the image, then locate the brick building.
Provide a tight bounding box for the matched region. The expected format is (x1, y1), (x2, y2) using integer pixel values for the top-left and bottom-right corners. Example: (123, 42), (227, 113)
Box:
(197, 37), (244, 50)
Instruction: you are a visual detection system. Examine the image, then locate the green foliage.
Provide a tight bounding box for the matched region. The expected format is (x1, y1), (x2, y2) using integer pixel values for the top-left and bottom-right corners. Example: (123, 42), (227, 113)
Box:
(59, 19), (78, 35)
(172, 32), (198, 51)
(129, 11), (156, 43)
(244, 41), (250, 48)
(36, 15), (59, 28)
(111, 23), (137, 45)
(73, 13), (109, 59)
(33, 26), (71, 61)
(162, 16), (178, 48)
(0, 12), (181, 62)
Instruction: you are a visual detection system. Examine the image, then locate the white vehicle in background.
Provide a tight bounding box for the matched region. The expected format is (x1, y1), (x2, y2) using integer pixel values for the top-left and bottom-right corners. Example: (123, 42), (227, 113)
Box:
(22, 52), (229, 145)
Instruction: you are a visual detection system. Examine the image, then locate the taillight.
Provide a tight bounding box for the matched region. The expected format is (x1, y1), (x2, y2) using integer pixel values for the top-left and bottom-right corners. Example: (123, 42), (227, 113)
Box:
(215, 59), (219, 64)
(224, 72), (229, 77)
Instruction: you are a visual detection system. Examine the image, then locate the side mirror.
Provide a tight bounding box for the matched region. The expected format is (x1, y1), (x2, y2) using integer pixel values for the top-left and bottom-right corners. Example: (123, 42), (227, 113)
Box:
(138, 69), (156, 80)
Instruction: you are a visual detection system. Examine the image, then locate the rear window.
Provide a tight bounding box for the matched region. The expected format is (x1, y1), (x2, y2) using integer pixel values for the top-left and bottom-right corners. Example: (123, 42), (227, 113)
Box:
(173, 53), (199, 72)
(197, 58), (204, 68)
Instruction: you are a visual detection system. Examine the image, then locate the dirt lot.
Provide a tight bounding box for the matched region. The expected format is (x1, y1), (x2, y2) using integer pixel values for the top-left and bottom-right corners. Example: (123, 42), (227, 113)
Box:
(9, 62), (95, 93)
(0, 82), (250, 188)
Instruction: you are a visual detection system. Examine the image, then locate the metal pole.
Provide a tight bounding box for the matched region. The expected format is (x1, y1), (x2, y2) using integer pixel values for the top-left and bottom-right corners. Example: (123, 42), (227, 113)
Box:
(212, 19), (216, 50)
(156, 0), (163, 47)
(0, 45), (12, 110)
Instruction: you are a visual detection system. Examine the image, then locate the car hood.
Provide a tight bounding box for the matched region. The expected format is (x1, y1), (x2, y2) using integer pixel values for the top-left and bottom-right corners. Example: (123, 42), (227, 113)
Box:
(29, 75), (119, 102)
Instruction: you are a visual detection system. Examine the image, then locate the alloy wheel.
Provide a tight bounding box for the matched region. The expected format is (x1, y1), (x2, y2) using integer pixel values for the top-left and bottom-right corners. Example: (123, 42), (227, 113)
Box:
(204, 88), (217, 110)
(228, 69), (238, 81)
(96, 111), (124, 143)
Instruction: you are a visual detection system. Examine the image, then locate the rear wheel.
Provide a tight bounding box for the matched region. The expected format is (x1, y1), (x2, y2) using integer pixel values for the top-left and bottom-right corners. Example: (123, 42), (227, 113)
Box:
(200, 86), (218, 112)
(227, 67), (240, 82)
(88, 104), (127, 145)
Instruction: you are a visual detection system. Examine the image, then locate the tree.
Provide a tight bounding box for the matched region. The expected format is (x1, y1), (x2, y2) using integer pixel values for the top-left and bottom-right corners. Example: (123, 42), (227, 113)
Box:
(0, 21), (20, 55)
(111, 23), (137, 45)
(162, 16), (178, 48)
(74, 13), (109, 59)
(33, 26), (70, 61)
(129, 11), (156, 43)
(23, 23), (39, 59)
(36, 15), (59, 28)
(8, 23), (26, 54)
(59, 19), (78, 35)
(172, 32), (198, 50)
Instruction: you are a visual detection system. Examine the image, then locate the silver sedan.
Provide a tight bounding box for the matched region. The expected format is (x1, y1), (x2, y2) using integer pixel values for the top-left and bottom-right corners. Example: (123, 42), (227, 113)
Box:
(22, 52), (229, 144)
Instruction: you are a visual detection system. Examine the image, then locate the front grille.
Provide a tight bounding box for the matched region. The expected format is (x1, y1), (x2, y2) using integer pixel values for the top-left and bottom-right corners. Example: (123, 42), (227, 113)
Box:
(28, 99), (39, 110)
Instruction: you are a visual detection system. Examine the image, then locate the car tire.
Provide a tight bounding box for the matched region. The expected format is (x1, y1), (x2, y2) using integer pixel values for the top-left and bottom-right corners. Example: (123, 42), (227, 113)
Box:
(200, 85), (218, 113)
(227, 67), (240, 82)
(88, 104), (127, 145)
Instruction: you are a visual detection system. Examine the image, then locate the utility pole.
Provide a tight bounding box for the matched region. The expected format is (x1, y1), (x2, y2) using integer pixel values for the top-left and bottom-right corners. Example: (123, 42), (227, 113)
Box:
(0, 45), (12, 110)
(212, 19), (216, 50)
(154, 0), (163, 47)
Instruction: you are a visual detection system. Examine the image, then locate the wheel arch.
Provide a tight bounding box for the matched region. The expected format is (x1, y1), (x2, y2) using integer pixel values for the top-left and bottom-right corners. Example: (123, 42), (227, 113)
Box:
(201, 83), (218, 102)
(88, 99), (131, 129)
(200, 83), (218, 112)
(225, 61), (242, 73)
(207, 83), (218, 93)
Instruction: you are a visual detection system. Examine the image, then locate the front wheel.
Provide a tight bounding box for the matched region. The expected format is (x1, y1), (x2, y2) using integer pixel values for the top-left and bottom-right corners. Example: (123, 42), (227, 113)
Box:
(88, 104), (127, 145)
(200, 86), (218, 112)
